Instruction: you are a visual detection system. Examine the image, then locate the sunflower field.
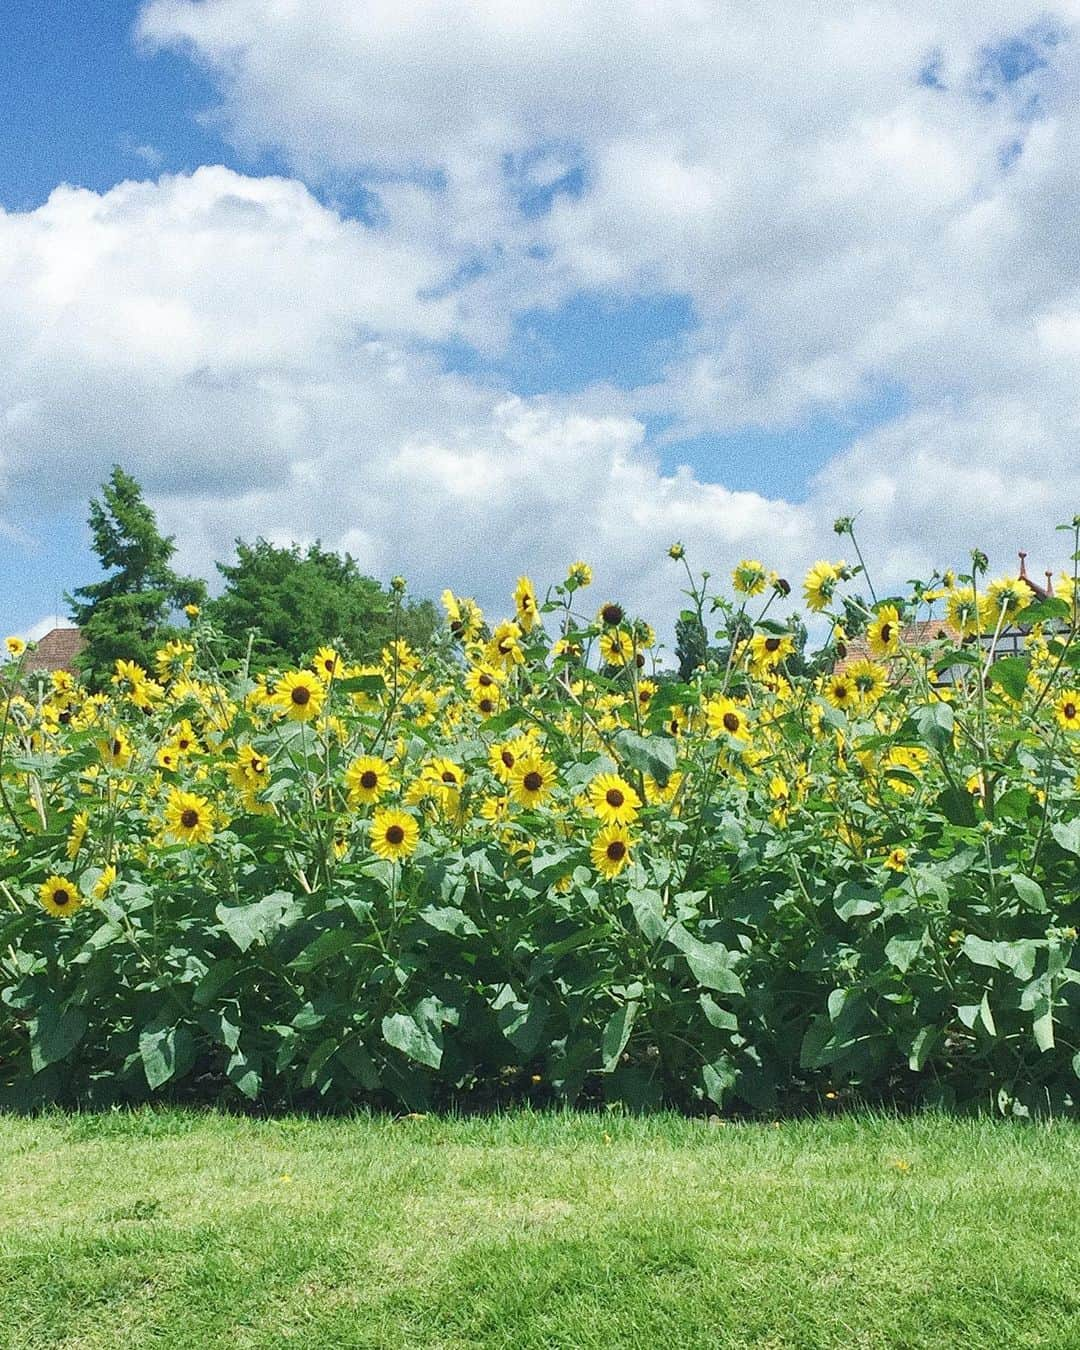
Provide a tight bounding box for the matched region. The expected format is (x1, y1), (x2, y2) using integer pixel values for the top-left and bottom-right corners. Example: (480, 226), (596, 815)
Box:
(2, 525), (1079, 1117)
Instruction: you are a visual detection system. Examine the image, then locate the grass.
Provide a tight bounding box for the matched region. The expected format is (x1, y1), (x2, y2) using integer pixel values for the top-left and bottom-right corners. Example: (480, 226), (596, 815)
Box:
(1, 1111), (1078, 1349)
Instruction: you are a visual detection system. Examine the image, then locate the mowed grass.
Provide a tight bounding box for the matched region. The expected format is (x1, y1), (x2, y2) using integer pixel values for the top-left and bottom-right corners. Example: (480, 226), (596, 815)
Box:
(1, 1111), (1078, 1349)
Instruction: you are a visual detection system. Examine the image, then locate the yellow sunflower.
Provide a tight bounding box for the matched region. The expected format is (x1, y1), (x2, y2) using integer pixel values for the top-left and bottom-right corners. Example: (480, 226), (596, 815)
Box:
(566, 561), (592, 588)
(312, 646), (341, 683)
(488, 737), (531, 785)
(981, 576), (1029, 628)
(93, 863), (117, 900)
(847, 658), (888, 705)
(824, 673), (857, 711)
(945, 586), (980, 637)
(487, 621), (524, 670)
(513, 576), (539, 633)
(587, 773), (641, 825)
(866, 605), (902, 659)
(370, 808), (419, 863)
(884, 846), (908, 872)
(5, 635), (27, 659)
(1054, 689), (1080, 732)
(464, 664), (504, 700)
(345, 755), (393, 805)
(591, 823), (634, 879)
(100, 728), (132, 768)
(599, 627), (634, 666)
(39, 875), (83, 918)
(705, 697), (750, 743)
(748, 632), (794, 674)
(509, 754), (557, 809)
(274, 670), (326, 722)
(65, 811), (90, 861)
(732, 559), (768, 597)
(164, 789), (216, 845)
(803, 561), (842, 612)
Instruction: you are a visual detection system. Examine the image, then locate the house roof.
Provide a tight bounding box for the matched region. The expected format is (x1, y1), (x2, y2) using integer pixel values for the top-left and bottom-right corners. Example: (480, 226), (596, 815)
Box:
(22, 628), (85, 674)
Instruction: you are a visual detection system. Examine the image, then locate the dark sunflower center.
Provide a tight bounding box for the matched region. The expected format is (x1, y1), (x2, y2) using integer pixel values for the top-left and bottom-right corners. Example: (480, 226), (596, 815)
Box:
(53, 889), (71, 906)
(606, 840), (626, 862)
(252, 758), (265, 774)
(441, 770), (458, 784)
(385, 824), (405, 846)
(479, 673), (494, 687)
(880, 623), (892, 643)
(111, 740), (123, 756)
(291, 686), (311, 706)
(722, 712), (740, 733)
(834, 684), (849, 701)
(523, 771), (543, 793)
(501, 751), (515, 768)
(450, 620), (464, 637)
(180, 809), (199, 829)
(605, 788), (625, 807)
(1066, 702), (1077, 720)
(765, 637), (781, 652)
(179, 738), (190, 749)
(360, 771), (378, 789)
(601, 604), (624, 625)
(479, 698), (494, 713)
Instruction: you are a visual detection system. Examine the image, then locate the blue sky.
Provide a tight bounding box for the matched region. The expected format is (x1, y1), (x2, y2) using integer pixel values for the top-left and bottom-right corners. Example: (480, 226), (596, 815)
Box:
(2, 4), (1077, 638)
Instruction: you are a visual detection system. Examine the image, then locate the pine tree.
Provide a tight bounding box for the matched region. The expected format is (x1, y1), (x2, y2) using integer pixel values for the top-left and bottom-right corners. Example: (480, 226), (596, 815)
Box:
(66, 467), (206, 685)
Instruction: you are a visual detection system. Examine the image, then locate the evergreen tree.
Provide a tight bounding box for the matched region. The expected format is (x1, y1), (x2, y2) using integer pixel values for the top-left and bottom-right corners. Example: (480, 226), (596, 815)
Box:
(66, 467), (206, 685)
(206, 538), (436, 670)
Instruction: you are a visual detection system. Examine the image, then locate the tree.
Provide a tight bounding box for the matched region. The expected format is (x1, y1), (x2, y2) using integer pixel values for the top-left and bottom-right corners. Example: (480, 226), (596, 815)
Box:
(206, 538), (437, 670)
(66, 467), (206, 685)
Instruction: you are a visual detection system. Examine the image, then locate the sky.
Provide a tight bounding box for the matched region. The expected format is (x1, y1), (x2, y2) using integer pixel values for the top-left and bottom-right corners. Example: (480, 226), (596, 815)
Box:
(2, 2), (1080, 644)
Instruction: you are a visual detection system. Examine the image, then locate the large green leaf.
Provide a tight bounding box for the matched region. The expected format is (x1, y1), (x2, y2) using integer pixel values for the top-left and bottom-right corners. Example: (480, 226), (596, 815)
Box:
(600, 999), (639, 1072)
(139, 1020), (195, 1091)
(611, 730), (677, 787)
(216, 891), (295, 953)
(31, 1003), (87, 1073)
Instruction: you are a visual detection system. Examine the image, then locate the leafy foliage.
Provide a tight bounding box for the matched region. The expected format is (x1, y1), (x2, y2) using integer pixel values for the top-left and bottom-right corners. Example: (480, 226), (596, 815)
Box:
(207, 537), (437, 670)
(4, 527), (1080, 1116)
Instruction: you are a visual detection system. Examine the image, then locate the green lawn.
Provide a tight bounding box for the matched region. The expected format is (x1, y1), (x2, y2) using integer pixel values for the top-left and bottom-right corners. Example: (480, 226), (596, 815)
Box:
(1, 1111), (1078, 1349)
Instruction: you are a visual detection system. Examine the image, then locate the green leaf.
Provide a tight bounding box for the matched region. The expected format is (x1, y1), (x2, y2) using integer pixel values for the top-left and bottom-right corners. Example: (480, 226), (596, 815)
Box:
(216, 891), (295, 953)
(935, 785), (977, 827)
(226, 1051), (261, 1100)
(600, 1000), (639, 1072)
(627, 888), (667, 944)
(139, 1021), (195, 1090)
(885, 932), (925, 974)
(908, 1025), (938, 1072)
(668, 926), (744, 994)
(418, 905), (481, 938)
(289, 928), (353, 973)
(1032, 997), (1055, 1053)
(700, 993), (738, 1032)
(702, 1057), (737, 1107)
(381, 998), (456, 1070)
(611, 730), (677, 787)
(987, 656), (1030, 702)
(1050, 820), (1080, 857)
(31, 1003), (87, 1073)
(834, 882), (880, 922)
(1011, 874), (1048, 913)
(1014, 597), (1069, 626)
(962, 935), (1000, 969)
(491, 987), (549, 1056)
(913, 702), (954, 753)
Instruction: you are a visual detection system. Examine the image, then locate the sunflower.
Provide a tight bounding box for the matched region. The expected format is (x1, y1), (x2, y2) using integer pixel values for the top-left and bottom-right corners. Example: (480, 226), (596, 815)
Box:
(312, 646), (341, 683)
(164, 789), (216, 845)
(667, 543), (685, 561)
(274, 670), (326, 722)
(4, 635), (27, 659)
(509, 754), (557, 808)
(748, 632), (794, 674)
(465, 664), (504, 700)
(591, 823), (634, 879)
(370, 808), (419, 862)
(823, 674), (857, 711)
(635, 679), (657, 713)
(883, 846), (908, 872)
(231, 744), (270, 786)
(100, 728), (132, 768)
(981, 576), (1029, 628)
(65, 810), (89, 861)
(154, 639), (194, 682)
(803, 561), (842, 612)
(471, 687), (500, 718)
(705, 697), (750, 743)
(39, 874), (82, 918)
(489, 737), (532, 784)
(732, 559), (768, 597)
(945, 586), (980, 637)
(513, 576), (540, 633)
(1054, 689), (1080, 732)
(566, 561), (592, 588)
(171, 719), (200, 756)
(866, 605), (902, 659)
(345, 754), (393, 805)
(487, 621), (524, 670)
(599, 627), (634, 666)
(156, 744), (180, 773)
(598, 601), (625, 627)
(768, 775), (791, 828)
(422, 756), (466, 800)
(93, 863), (117, 900)
(587, 773), (641, 825)
(847, 658), (888, 705)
